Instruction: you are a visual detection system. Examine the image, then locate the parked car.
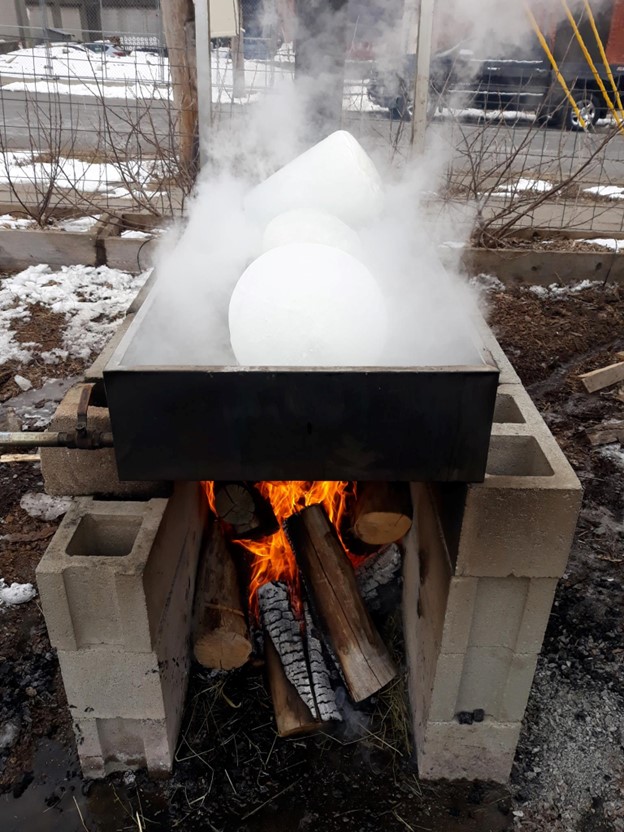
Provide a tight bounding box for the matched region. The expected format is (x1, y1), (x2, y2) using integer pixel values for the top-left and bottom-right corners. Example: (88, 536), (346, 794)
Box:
(367, 48), (616, 130)
(84, 40), (128, 58)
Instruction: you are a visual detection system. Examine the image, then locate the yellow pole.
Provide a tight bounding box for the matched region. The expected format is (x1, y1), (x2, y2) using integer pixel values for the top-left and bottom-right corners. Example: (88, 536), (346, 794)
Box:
(560, 0), (623, 129)
(523, 1), (587, 129)
(583, 0), (624, 114)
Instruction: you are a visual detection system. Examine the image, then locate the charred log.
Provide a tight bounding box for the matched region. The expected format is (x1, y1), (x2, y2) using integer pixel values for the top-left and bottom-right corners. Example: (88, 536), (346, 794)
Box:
(192, 524), (252, 670)
(213, 482), (278, 539)
(353, 482), (413, 545)
(285, 504), (397, 702)
(264, 635), (321, 737)
(258, 581), (340, 723)
(355, 543), (403, 614)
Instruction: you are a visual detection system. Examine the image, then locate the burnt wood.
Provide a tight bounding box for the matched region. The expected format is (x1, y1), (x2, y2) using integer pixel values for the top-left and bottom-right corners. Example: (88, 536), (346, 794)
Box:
(285, 504), (397, 702)
(264, 636), (322, 737)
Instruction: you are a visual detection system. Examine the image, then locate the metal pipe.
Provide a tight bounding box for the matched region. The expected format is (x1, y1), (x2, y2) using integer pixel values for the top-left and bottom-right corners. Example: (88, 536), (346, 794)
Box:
(583, 0), (624, 114)
(560, 0), (624, 132)
(524, 1), (587, 129)
(0, 431), (114, 449)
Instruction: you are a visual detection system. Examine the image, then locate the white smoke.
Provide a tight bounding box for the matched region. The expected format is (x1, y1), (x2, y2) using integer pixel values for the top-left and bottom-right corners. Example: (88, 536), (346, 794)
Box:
(123, 0), (609, 369)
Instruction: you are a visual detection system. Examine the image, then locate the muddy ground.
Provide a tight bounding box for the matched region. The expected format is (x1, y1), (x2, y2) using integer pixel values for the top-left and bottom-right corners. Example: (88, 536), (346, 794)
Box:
(1, 279), (623, 831)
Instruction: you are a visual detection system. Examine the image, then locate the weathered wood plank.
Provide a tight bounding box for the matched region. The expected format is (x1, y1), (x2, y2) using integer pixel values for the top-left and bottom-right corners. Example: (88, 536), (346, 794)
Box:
(0, 229), (97, 269)
(104, 237), (156, 273)
(579, 362), (624, 393)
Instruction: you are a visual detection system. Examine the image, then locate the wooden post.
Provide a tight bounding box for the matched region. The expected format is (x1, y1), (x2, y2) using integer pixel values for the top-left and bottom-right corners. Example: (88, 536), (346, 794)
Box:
(285, 504), (397, 702)
(161, 0), (199, 179)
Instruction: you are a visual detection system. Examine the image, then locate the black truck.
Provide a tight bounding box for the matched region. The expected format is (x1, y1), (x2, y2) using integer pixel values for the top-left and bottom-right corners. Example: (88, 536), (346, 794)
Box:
(367, 47), (623, 130)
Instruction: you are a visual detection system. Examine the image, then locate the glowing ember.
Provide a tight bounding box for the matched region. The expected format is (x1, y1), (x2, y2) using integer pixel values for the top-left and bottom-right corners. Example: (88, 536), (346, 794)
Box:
(202, 481), (352, 618)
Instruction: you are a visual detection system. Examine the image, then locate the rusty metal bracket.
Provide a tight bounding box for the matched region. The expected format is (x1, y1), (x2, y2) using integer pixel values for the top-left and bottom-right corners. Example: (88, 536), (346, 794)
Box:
(75, 383), (95, 450)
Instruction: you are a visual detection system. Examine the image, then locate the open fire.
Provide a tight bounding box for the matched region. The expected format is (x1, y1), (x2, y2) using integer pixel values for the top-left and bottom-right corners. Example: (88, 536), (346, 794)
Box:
(203, 480), (353, 618)
(196, 480), (412, 736)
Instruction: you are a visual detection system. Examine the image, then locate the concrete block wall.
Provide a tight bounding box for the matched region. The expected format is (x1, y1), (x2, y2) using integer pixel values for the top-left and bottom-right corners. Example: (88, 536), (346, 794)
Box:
(405, 336), (582, 783)
(37, 482), (206, 777)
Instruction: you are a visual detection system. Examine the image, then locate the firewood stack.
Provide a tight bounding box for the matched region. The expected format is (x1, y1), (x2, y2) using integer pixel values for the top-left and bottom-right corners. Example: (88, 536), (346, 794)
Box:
(193, 481), (412, 736)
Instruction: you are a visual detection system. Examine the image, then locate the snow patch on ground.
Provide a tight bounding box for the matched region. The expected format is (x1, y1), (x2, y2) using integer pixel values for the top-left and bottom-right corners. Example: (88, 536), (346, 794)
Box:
(0, 213), (37, 230)
(0, 579), (37, 606)
(0, 264), (147, 365)
(529, 279), (599, 297)
(579, 237), (624, 252)
(19, 492), (72, 522)
(495, 178), (553, 196)
(121, 229), (152, 239)
(469, 273), (506, 293)
(598, 443), (624, 467)
(0, 151), (160, 196)
(584, 184), (624, 200)
(53, 215), (101, 233)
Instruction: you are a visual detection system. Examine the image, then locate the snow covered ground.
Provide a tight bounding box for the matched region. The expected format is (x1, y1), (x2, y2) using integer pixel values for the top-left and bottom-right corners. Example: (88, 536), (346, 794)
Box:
(0, 263), (148, 366)
(0, 152), (161, 197)
(0, 43), (388, 112)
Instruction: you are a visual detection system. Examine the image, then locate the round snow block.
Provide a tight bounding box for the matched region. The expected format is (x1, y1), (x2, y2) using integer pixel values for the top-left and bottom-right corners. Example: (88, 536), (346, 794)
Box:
(244, 130), (384, 228)
(228, 243), (387, 366)
(262, 210), (363, 260)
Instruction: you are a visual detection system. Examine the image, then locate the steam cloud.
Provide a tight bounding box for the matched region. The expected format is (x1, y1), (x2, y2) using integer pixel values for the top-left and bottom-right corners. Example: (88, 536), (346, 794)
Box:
(124, 0), (609, 369)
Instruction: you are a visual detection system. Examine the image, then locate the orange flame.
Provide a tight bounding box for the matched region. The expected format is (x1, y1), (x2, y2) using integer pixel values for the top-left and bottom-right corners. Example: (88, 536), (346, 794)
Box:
(202, 481), (351, 618)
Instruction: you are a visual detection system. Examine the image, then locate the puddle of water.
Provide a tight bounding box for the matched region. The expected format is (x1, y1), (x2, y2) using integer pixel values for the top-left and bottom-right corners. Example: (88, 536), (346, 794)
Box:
(0, 377), (79, 431)
(0, 740), (134, 832)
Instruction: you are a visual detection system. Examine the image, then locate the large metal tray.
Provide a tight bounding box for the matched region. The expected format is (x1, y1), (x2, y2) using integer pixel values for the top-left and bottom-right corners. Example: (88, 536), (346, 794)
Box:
(103, 290), (500, 483)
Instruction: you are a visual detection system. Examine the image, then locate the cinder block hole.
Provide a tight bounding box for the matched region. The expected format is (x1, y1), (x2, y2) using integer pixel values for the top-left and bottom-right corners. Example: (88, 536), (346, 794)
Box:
(66, 514), (143, 557)
(493, 393), (525, 424)
(486, 435), (553, 477)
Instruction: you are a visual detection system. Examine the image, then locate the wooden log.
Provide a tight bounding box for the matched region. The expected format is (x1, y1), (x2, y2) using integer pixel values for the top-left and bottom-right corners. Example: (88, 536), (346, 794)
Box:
(353, 482), (413, 545)
(193, 524), (252, 670)
(586, 420), (624, 446)
(213, 482), (278, 539)
(258, 582), (340, 722)
(285, 504), (397, 702)
(578, 361), (624, 393)
(355, 543), (403, 614)
(264, 635), (322, 737)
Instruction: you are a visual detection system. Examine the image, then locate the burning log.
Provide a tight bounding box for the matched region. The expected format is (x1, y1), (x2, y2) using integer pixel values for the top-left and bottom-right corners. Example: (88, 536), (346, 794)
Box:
(258, 582), (340, 724)
(264, 636), (321, 737)
(192, 524), (253, 670)
(353, 482), (413, 545)
(355, 543), (403, 614)
(212, 482), (278, 539)
(285, 504), (397, 702)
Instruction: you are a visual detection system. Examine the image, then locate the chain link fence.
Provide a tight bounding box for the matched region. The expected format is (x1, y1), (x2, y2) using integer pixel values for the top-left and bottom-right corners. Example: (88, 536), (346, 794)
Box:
(0, 0), (622, 241)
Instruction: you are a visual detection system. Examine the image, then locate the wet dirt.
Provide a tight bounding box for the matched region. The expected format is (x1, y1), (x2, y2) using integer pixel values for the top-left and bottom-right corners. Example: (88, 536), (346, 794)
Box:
(0, 281), (623, 831)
